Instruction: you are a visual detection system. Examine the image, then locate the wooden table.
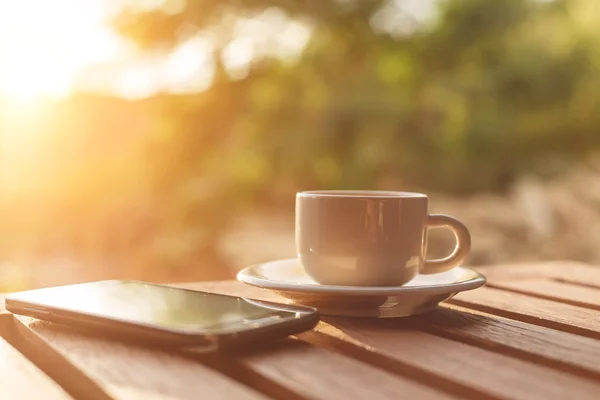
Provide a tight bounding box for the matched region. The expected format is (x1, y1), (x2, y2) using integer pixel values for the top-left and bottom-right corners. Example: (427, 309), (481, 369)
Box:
(2, 261), (600, 399)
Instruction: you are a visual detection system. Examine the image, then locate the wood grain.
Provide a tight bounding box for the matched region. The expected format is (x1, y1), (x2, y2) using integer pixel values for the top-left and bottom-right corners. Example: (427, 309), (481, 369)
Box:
(11, 318), (456, 400)
(546, 264), (600, 283)
(477, 261), (600, 293)
(186, 281), (600, 379)
(7, 292), (454, 400)
(182, 280), (600, 400)
(5, 267), (600, 400)
(450, 286), (600, 339)
(474, 261), (591, 280)
(0, 334), (71, 399)
(224, 339), (457, 400)
(548, 264), (600, 289)
(309, 319), (600, 400)
(412, 305), (600, 379)
(0, 293), (7, 314)
(555, 276), (600, 289)
(0, 294), (12, 338)
(489, 279), (600, 310)
(11, 317), (269, 400)
(477, 262), (600, 285)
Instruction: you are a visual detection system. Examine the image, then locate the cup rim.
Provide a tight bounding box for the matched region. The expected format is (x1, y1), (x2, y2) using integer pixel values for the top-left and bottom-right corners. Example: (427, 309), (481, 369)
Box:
(297, 190), (428, 199)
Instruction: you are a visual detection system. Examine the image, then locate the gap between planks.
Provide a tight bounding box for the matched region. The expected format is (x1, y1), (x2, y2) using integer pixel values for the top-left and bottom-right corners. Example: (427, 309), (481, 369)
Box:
(553, 277), (600, 290)
(486, 278), (600, 311)
(0, 282), (517, 400)
(5, 313), (457, 400)
(4, 267), (600, 400)
(185, 280), (600, 400)
(0, 292), (273, 400)
(450, 286), (600, 340)
(8, 316), (277, 400)
(302, 315), (600, 400)
(410, 304), (600, 381)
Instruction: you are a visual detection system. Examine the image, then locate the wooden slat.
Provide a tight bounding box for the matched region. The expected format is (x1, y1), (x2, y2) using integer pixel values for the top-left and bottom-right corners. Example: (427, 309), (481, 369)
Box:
(555, 276), (600, 289)
(411, 305), (600, 380)
(11, 317), (269, 400)
(6, 269), (600, 400)
(184, 280), (600, 400)
(193, 280), (600, 379)
(310, 319), (600, 400)
(474, 261), (591, 280)
(222, 339), (457, 400)
(450, 287), (600, 339)
(545, 264), (600, 283)
(6, 288), (454, 400)
(477, 262), (600, 284)
(520, 262), (600, 289)
(0, 294), (72, 399)
(0, 334), (71, 399)
(185, 280), (600, 339)
(481, 262), (600, 297)
(3, 291), (271, 400)
(0, 295), (12, 329)
(489, 279), (600, 310)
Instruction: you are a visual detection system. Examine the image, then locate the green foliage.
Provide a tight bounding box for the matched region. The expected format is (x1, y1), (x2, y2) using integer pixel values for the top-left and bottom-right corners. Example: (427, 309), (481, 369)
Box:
(110, 0), (600, 263)
(118, 0), (600, 193)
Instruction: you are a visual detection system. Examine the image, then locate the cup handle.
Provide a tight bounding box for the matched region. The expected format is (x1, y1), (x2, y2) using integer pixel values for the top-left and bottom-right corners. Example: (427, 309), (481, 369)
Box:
(421, 214), (471, 275)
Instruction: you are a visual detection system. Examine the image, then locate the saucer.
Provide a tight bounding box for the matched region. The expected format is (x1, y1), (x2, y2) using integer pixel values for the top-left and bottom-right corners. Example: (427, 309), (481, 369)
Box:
(237, 258), (486, 318)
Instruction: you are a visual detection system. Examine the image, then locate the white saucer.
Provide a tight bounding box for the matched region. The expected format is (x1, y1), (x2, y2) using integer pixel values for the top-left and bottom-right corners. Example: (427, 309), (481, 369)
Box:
(237, 258), (486, 318)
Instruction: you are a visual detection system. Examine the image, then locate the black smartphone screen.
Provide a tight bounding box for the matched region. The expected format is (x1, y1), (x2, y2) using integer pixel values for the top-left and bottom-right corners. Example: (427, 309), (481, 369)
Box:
(7, 281), (311, 334)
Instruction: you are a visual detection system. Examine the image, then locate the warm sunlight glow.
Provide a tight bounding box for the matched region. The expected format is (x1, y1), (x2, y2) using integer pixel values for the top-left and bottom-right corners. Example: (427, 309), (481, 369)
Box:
(0, 0), (120, 101)
(0, 0), (313, 103)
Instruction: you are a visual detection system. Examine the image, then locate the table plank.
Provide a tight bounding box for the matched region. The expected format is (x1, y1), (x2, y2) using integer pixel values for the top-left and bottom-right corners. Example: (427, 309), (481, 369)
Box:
(183, 280), (600, 400)
(11, 317), (269, 400)
(310, 319), (600, 400)
(222, 339), (457, 400)
(474, 261), (591, 280)
(555, 275), (600, 289)
(184, 280), (600, 339)
(411, 305), (600, 380)
(552, 265), (600, 284)
(0, 334), (71, 399)
(450, 286), (600, 339)
(8, 311), (454, 400)
(200, 278), (600, 379)
(478, 262), (600, 284)
(0, 296), (72, 399)
(487, 263), (600, 290)
(5, 270), (600, 400)
(488, 279), (600, 310)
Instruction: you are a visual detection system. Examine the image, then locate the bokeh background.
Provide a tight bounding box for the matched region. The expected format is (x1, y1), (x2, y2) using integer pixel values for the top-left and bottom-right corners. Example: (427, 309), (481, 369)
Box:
(1, 0), (599, 291)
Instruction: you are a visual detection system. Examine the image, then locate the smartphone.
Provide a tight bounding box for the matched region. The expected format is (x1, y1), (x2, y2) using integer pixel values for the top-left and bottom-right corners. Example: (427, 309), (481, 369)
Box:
(5, 280), (319, 351)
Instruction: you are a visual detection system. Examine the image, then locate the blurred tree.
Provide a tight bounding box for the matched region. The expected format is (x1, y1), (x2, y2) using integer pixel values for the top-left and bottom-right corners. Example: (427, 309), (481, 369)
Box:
(108, 0), (600, 271)
(116, 0), (600, 192)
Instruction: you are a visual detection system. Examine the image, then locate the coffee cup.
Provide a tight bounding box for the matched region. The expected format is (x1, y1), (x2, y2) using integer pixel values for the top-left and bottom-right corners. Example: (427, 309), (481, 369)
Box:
(296, 190), (471, 286)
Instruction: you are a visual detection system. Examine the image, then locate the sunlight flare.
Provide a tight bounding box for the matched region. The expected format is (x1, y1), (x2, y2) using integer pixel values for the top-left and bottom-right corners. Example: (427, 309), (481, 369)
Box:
(0, 0), (119, 101)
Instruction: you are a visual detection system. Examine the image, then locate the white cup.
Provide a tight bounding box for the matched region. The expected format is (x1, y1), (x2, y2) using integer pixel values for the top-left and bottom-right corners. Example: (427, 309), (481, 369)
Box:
(296, 190), (471, 286)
